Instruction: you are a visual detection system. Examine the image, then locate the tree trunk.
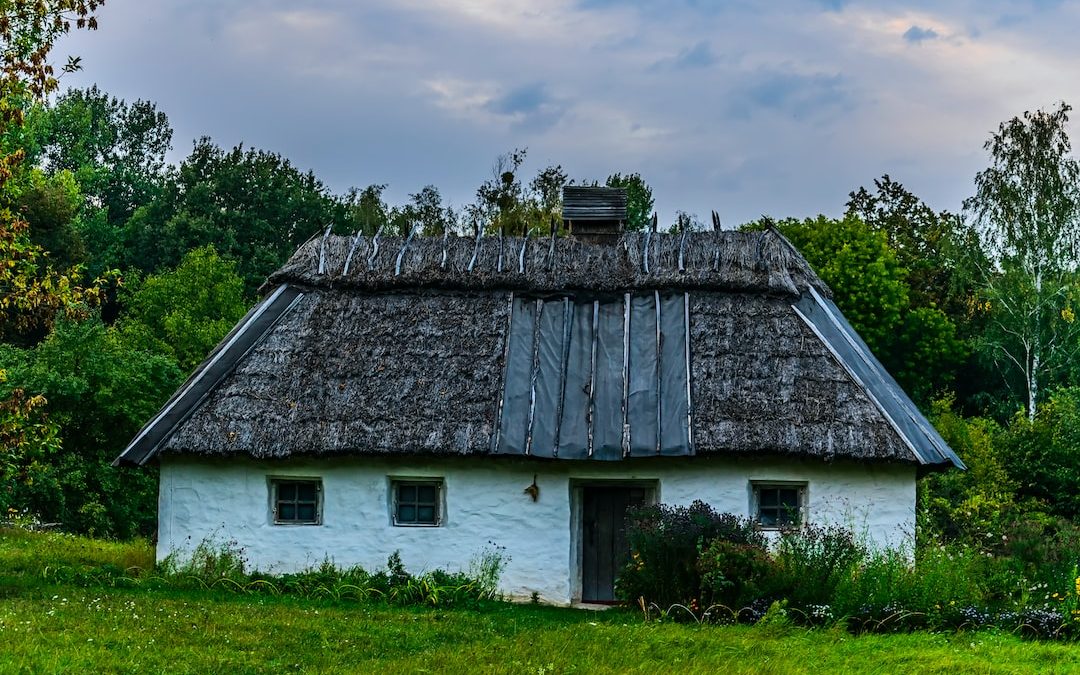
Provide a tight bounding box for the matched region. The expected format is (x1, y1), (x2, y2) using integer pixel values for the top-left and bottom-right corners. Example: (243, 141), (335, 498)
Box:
(1029, 350), (1039, 422)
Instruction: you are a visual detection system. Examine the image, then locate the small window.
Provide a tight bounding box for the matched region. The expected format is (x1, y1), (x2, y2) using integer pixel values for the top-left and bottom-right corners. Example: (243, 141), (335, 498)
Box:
(753, 483), (805, 528)
(272, 479), (321, 525)
(393, 480), (442, 526)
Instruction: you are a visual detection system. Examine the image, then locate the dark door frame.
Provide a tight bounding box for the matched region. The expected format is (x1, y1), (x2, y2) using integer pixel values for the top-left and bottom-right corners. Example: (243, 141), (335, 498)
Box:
(569, 479), (658, 604)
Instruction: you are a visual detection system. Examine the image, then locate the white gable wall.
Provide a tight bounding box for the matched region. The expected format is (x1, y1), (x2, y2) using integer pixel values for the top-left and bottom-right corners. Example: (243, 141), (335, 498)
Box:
(157, 454), (915, 605)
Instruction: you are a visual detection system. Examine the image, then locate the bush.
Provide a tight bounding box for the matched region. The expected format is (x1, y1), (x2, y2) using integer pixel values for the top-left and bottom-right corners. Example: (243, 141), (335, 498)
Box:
(773, 524), (864, 608)
(1000, 388), (1080, 522)
(698, 539), (777, 609)
(617, 500), (763, 608)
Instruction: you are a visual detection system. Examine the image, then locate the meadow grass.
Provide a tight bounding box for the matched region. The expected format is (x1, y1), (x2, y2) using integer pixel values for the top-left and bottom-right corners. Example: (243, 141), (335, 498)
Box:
(4, 529), (1080, 674)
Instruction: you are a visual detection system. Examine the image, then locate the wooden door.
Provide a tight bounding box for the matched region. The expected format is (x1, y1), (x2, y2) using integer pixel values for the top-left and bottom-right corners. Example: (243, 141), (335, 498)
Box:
(581, 486), (649, 602)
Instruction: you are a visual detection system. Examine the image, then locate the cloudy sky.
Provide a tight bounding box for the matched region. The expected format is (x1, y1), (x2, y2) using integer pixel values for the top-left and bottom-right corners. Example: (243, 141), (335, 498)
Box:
(57, 0), (1080, 226)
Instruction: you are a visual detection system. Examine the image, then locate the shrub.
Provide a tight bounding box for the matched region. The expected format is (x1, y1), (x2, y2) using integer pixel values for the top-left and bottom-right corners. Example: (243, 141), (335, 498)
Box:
(773, 524), (864, 608)
(999, 388), (1080, 522)
(617, 500), (763, 607)
(698, 539), (777, 609)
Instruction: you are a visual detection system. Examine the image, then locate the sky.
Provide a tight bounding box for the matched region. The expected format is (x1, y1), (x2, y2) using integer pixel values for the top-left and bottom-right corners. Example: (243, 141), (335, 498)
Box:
(56, 0), (1080, 227)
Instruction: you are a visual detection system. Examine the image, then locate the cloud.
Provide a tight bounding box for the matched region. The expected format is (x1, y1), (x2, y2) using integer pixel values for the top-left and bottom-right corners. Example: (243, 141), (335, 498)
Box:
(58, 0), (1080, 230)
(728, 69), (854, 121)
(903, 25), (939, 43)
(484, 82), (567, 132)
(652, 40), (718, 70)
(487, 82), (551, 115)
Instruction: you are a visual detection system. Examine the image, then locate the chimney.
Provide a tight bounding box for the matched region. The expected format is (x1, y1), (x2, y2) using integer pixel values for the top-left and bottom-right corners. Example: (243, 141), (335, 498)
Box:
(562, 186), (627, 244)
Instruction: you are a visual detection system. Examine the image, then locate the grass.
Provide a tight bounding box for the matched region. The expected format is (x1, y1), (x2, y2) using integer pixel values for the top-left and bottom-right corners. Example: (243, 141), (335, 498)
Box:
(4, 530), (1080, 673)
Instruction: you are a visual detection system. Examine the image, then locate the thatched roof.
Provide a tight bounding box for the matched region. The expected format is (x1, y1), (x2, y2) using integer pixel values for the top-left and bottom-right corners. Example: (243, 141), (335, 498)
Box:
(115, 229), (963, 472)
(265, 229), (830, 297)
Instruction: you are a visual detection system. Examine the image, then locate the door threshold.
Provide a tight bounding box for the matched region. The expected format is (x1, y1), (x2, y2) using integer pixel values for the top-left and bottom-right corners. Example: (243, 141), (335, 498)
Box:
(572, 602), (618, 610)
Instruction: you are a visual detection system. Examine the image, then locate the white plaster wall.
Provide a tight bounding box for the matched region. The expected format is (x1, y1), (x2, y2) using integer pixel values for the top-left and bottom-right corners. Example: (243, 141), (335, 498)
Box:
(157, 455), (915, 605)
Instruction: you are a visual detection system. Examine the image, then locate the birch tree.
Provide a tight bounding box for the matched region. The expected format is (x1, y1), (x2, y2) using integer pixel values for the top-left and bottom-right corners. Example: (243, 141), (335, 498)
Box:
(964, 103), (1080, 420)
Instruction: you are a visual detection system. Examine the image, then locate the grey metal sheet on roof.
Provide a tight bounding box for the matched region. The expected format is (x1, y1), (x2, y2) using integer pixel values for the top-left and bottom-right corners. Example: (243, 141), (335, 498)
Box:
(495, 292), (691, 459)
(792, 288), (965, 470)
(113, 284), (306, 467)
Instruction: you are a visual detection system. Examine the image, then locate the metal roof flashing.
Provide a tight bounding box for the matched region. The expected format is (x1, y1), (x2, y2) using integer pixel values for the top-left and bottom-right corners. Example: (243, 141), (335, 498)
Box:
(791, 287), (965, 471)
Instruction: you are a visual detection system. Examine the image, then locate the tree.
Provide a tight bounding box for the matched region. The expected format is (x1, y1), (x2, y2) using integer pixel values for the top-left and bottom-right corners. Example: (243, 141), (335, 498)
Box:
(999, 388), (1080, 521)
(407, 185), (455, 236)
(124, 137), (347, 293)
(35, 86), (173, 228)
(17, 167), (84, 265)
(117, 245), (248, 371)
(963, 103), (1080, 420)
(530, 164), (568, 223)
(750, 214), (965, 406)
(0, 367), (60, 516)
(343, 183), (390, 235)
(0, 318), (181, 536)
(473, 147), (528, 234)
(0, 2), (107, 345)
(606, 172), (654, 232)
(847, 174), (983, 319)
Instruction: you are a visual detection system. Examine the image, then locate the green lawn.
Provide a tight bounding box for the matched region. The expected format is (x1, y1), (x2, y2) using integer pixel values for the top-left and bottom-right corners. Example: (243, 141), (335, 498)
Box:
(3, 530), (1080, 674)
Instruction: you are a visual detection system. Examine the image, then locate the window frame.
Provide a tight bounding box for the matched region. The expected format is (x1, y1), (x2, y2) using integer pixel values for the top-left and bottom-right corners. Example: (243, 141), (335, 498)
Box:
(750, 481), (806, 530)
(391, 479), (444, 527)
(270, 477), (323, 526)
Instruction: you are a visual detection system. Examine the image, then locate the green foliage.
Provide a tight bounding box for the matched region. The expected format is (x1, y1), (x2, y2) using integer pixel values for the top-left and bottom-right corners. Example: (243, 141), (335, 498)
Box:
(16, 168), (85, 267)
(407, 185), (456, 236)
(769, 214), (906, 357)
(996, 514), (1080, 589)
(530, 164), (568, 221)
(126, 535), (506, 609)
(12, 530), (1080, 669)
(473, 147), (530, 235)
(755, 214), (966, 405)
(965, 103), (1080, 419)
(998, 387), (1080, 521)
(27, 86), (173, 275)
(606, 172), (654, 232)
(0, 371), (60, 514)
(772, 525), (864, 608)
(894, 306), (968, 405)
(697, 539), (777, 609)
(0, 527), (153, 576)
(922, 398), (1013, 540)
(0, 317), (181, 536)
(117, 245), (247, 371)
(846, 174), (981, 320)
(617, 500), (764, 607)
(124, 137), (346, 292)
(38, 87), (171, 216)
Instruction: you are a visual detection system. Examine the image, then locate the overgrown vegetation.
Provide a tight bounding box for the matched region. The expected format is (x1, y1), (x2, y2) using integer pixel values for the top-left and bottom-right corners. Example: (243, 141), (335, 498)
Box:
(1, 528), (509, 610)
(619, 501), (1080, 640)
(7, 528), (1080, 673)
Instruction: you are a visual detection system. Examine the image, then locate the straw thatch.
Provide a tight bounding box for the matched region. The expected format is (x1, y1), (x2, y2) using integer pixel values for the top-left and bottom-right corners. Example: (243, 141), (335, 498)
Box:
(119, 228), (960, 469)
(161, 287), (909, 463)
(265, 230), (830, 298)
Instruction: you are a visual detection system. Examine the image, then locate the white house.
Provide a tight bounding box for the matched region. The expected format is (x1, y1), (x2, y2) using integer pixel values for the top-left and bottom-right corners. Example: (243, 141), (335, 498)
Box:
(115, 188), (963, 605)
